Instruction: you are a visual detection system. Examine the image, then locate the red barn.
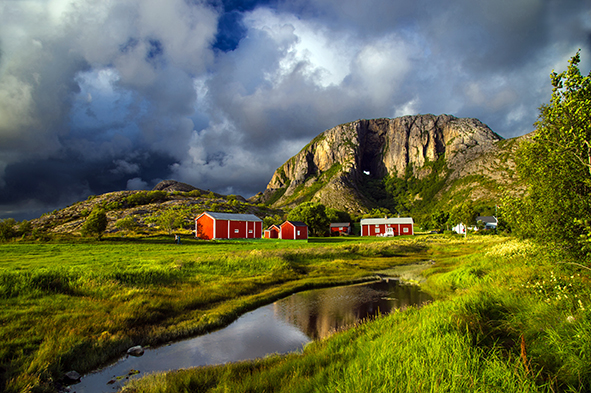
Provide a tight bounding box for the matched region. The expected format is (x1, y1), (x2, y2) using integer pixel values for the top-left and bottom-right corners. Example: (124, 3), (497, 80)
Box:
(264, 225), (280, 239)
(195, 212), (262, 240)
(360, 217), (414, 237)
(280, 221), (308, 240)
(330, 222), (351, 235)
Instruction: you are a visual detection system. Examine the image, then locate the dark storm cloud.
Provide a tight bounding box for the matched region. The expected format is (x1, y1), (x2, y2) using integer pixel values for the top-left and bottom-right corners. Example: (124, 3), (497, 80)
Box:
(0, 149), (177, 220)
(0, 0), (590, 219)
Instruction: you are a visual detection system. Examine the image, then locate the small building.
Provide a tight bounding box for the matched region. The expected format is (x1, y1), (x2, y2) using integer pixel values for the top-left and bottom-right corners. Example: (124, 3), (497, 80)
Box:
(280, 221), (308, 240)
(476, 216), (498, 230)
(195, 212), (262, 240)
(360, 217), (414, 237)
(330, 222), (351, 235)
(452, 217), (498, 234)
(452, 223), (467, 234)
(264, 225), (281, 239)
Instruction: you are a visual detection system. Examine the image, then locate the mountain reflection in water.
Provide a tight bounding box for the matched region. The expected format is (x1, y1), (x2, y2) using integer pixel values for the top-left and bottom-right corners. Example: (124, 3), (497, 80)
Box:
(73, 279), (431, 393)
(274, 280), (432, 339)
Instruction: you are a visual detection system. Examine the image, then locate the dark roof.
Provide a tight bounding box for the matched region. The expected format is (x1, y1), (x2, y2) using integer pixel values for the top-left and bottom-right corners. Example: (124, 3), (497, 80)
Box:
(283, 221), (307, 227)
(196, 212), (262, 222)
(330, 222), (351, 227)
(476, 216), (497, 224)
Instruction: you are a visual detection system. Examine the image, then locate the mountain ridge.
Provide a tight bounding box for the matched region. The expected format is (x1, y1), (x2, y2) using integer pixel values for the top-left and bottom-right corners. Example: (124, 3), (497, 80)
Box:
(251, 114), (524, 217)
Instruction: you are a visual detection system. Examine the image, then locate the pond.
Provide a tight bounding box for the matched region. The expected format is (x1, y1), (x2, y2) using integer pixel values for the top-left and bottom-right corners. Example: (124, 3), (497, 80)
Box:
(72, 278), (432, 393)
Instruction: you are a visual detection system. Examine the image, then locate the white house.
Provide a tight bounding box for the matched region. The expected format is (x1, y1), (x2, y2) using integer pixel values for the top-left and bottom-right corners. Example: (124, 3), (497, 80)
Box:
(452, 216), (498, 234)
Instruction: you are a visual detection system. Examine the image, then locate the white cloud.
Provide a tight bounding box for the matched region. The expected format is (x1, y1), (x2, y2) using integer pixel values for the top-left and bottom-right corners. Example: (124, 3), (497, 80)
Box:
(1, 0), (591, 218)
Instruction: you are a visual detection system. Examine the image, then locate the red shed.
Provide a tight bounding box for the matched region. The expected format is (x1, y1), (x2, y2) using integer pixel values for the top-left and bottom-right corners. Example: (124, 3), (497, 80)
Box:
(360, 217), (414, 237)
(264, 225), (280, 239)
(280, 221), (308, 240)
(195, 212), (262, 240)
(330, 222), (351, 235)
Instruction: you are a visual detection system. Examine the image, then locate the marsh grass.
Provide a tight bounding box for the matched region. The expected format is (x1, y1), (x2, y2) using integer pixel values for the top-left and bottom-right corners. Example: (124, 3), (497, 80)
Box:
(124, 236), (591, 393)
(0, 235), (432, 392)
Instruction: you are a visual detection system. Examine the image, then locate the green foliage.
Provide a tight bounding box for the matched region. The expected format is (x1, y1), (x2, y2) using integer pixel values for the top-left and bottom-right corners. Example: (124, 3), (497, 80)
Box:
(17, 220), (32, 237)
(2, 219), (35, 240)
(115, 216), (138, 231)
(507, 51), (591, 257)
(362, 207), (392, 218)
(104, 201), (122, 211)
(276, 166), (290, 185)
(263, 214), (284, 229)
(266, 187), (287, 206)
(125, 190), (168, 207)
(283, 163), (343, 205)
(81, 209), (108, 239)
(188, 189), (202, 197)
(154, 207), (187, 234)
(431, 210), (450, 231)
(359, 156), (449, 217)
(450, 201), (477, 234)
(0, 218), (16, 241)
(326, 208), (351, 223)
(287, 201), (329, 236)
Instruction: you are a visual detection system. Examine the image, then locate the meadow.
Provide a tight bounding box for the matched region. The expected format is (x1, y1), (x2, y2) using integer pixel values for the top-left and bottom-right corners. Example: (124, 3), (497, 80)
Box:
(0, 234), (433, 392)
(125, 236), (591, 393)
(2, 234), (591, 392)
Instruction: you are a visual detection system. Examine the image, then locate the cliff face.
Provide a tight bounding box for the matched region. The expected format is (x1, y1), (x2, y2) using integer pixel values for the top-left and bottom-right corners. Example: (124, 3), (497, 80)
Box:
(255, 114), (520, 213)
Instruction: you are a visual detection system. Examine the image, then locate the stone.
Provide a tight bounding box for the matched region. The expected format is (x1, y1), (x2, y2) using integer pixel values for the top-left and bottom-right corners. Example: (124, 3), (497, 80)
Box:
(127, 345), (144, 357)
(152, 180), (197, 192)
(64, 370), (81, 382)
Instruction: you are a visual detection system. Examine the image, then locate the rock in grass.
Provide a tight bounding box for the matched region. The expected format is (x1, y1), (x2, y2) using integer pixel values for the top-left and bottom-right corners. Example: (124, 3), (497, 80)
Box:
(127, 345), (144, 357)
(64, 370), (81, 382)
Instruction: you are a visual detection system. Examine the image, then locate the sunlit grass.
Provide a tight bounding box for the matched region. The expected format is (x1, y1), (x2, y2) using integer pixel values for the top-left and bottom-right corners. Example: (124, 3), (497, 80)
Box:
(0, 235), (436, 392)
(124, 235), (591, 393)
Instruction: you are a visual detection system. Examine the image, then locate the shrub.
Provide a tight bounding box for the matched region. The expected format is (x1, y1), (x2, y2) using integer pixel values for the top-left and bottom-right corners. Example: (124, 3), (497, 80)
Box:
(187, 190), (201, 198)
(0, 218), (16, 241)
(115, 216), (138, 231)
(105, 201), (122, 211)
(125, 190), (168, 207)
(81, 209), (108, 239)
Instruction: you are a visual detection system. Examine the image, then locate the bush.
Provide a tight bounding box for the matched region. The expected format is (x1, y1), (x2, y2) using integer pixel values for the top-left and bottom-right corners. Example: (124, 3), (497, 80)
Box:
(187, 190), (201, 198)
(125, 191), (168, 207)
(115, 216), (138, 231)
(105, 201), (122, 211)
(0, 218), (16, 241)
(81, 209), (108, 239)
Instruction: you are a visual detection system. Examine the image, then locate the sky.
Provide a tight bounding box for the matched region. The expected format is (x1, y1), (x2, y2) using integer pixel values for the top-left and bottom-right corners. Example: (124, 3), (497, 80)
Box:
(1, 0), (590, 220)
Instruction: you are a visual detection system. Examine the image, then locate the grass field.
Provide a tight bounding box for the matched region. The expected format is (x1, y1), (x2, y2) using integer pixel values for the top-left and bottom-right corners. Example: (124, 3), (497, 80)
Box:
(0, 234), (435, 392)
(125, 236), (591, 393)
(2, 234), (591, 392)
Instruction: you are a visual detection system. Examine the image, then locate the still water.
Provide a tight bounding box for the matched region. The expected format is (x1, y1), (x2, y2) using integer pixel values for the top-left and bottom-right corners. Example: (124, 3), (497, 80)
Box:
(72, 279), (431, 393)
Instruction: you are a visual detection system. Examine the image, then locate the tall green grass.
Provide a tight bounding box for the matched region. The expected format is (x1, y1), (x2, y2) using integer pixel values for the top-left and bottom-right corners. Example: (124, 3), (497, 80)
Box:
(125, 237), (591, 392)
(0, 235), (432, 392)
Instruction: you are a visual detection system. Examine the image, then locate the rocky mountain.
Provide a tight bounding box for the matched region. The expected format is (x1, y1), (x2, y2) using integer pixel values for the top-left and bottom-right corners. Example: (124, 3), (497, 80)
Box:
(251, 114), (525, 217)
